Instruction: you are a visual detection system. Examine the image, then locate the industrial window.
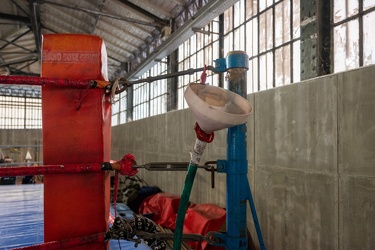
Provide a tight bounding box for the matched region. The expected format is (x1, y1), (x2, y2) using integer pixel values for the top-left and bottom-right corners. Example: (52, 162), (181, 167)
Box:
(149, 62), (168, 117)
(231, 0), (301, 94)
(177, 17), (220, 109)
(333, 0), (375, 72)
(133, 80), (149, 121)
(176, 0), (301, 103)
(0, 96), (42, 129)
(111, 91), (127, 126)
(132, 59), (168, 121)
(110, 0), (374, 123)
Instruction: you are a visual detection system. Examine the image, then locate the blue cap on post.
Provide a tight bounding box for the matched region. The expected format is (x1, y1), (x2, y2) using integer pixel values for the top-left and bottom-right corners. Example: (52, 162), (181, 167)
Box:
(214, 58), (227, 72)
(226, 51), (249, 70)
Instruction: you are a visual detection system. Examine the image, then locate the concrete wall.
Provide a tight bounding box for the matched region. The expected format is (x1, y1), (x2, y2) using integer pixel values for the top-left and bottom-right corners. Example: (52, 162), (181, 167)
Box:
(113, 64), (375, 250)
(0, 129), (42, 163)
(2, 65), (372, 248)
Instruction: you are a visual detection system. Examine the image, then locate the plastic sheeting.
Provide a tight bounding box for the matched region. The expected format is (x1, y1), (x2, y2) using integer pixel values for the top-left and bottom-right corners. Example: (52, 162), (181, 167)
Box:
(139, 193), (226, 250)
(139, 193), (181, 229)
(0, 184), (151, 250)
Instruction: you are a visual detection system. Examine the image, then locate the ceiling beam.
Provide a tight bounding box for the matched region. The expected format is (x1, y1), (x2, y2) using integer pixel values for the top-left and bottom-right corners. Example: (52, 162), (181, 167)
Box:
(172, 0), (186, 6)
(0, 29), (31, 50)
(137, 0), (173, 19)
(96, 19), (145, 44)
(0, 13), (30, 24)
(10, 0), (30, 17)
(96, 28), (140, 51)
(0, 38), (34, 53)
(29, 0), (42, 55)
(116, 0), (169, 27)
(90, 0), (106, 34)
(0, 57), (10, 75)
(0, 54), (37, 67)
(41, 0), (164, 28)
(13, 58), (38, 71)
(0, 52), (37, 55)
(126, 0), (239, 79)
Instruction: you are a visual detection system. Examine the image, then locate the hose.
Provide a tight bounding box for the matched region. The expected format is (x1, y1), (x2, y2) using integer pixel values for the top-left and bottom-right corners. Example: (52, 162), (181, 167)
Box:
(173, 162), (198, 250)
(173, 138), (207, 250)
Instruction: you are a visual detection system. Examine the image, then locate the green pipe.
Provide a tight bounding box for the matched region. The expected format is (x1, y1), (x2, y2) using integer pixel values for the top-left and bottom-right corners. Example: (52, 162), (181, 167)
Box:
(173, 162), (198, 250)
(173, 138), (206, 249)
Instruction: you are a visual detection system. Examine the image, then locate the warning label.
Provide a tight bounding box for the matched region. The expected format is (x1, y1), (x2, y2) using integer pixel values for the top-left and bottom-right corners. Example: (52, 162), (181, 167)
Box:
(42, 51), (99, 64)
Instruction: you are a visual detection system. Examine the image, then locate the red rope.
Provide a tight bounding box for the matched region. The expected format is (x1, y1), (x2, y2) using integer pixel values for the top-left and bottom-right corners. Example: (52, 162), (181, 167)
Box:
(0, 163), (103, 177)
(0, 75), (106, 89)
(194, 122), (214, 143)
(0, 154), (138, 177)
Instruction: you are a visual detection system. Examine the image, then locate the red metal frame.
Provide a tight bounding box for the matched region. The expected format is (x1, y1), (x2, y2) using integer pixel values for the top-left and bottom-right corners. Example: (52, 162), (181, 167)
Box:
(0, 163), (103, 176)
(0, 154), (138, 177)
(0, 75), (110, 89)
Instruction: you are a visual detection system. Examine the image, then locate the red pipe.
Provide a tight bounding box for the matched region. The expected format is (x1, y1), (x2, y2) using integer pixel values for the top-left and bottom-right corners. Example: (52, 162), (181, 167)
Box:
(0, 163), (103, 176)
(0, 154), (139, 177)
(12, 233), (105, 250)
(0, 75), (109, 89)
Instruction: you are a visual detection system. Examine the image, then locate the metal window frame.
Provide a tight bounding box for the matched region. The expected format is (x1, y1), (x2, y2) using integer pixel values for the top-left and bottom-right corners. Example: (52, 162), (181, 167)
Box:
(332, 3), (375, 69)
(230, 0), (301, 92)
(0, 95), (42, 129)
(176, 18), (221, 109)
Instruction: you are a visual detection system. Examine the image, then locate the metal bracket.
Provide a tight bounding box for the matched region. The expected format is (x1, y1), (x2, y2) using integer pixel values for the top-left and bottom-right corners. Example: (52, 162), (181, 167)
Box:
(216, 159), (227, 173)
(134, 161), (218, 188)
(134, 162), (190, 171)
(205, 231), (226, 247)
(202, 161), (217, 189)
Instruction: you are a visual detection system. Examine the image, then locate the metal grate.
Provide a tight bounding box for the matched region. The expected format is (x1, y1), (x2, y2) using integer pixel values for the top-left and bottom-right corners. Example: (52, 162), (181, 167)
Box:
(0, 95), (42, 129)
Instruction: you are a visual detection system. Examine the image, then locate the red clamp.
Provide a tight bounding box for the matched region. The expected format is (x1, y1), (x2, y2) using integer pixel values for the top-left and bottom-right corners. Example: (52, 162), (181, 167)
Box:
(194, 122), (214, 143)
(111, 154), (138, 176)
(200, 64), (207, 84)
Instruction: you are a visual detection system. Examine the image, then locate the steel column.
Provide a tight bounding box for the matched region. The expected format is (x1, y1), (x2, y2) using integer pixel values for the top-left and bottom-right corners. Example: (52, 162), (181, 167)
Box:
(225, 51), (265, 250)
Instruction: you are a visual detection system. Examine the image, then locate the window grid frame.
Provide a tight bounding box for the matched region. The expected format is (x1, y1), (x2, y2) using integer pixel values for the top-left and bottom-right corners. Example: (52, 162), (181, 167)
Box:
(332, 2), (375, 70)
(177, 18), (220, 109)
(0, 95), (42, 129)
(225, 0), (301, 93)
(132, 59), (169, 121)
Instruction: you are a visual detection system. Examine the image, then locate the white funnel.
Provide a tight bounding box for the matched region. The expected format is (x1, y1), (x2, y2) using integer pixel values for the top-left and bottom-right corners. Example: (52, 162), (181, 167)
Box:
(184, 83), (252, 133)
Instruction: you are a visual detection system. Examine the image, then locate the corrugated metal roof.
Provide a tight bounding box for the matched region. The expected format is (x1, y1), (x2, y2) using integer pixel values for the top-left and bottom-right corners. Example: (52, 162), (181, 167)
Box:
(0, 0), (238, 97)
(0, 0), (186, 80)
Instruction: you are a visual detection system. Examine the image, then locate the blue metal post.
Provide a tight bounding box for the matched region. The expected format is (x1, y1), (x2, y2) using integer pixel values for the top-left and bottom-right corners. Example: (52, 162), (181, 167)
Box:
(225, 51), (265, 250)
